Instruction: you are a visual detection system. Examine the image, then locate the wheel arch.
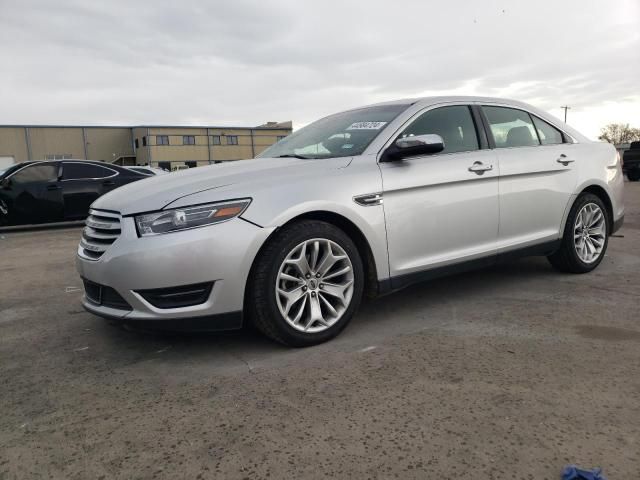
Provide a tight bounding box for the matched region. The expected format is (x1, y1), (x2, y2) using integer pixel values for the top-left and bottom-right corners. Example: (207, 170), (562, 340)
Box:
(245, 210), (381, 307)
(580, 184), (614, 231)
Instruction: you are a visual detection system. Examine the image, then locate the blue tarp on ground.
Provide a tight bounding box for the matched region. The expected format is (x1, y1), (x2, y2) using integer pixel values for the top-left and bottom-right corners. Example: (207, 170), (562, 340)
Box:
(562, 465), (606, 480)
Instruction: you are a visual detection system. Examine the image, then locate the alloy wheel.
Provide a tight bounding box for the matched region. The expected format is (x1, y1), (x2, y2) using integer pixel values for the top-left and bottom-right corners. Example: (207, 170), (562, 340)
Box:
(275, 238), (354, 333)
(573, 202), (606, 264)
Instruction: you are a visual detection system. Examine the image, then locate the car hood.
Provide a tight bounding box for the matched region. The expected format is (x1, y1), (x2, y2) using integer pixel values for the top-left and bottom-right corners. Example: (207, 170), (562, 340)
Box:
(92, 156), (353, 215)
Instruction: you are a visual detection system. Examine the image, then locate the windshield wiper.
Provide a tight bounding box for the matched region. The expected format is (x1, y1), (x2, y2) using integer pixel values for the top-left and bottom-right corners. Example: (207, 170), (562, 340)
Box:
(275, 154), (313, 159)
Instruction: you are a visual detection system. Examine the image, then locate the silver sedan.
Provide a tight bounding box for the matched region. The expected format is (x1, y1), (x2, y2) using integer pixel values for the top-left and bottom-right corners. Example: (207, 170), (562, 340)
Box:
(76, 96), (625, 346)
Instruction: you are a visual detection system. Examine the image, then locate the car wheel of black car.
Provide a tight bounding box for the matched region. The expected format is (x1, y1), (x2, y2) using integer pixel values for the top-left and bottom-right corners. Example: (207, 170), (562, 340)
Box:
(627, 169), (640, 181)
(548, 193), (609, 274)
(0, 199), (9, 226)
(247, 220), (364, 347)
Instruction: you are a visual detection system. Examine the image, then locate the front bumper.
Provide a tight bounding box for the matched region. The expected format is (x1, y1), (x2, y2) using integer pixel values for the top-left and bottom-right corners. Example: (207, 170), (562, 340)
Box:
(76, 215), (274, 330)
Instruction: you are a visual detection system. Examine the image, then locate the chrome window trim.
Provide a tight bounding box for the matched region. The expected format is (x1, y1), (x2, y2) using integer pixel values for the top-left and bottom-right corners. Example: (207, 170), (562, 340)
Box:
(375, 101), (483, 162)
(374, 100), (577, 163)
(60, 161), (119, 181)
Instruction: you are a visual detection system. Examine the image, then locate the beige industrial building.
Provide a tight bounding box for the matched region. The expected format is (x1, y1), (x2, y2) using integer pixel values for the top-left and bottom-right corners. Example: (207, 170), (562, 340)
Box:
(0, 121), (292, 170)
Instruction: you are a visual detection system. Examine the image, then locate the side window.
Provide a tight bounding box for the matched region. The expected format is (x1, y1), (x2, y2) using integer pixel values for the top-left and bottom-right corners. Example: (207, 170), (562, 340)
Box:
(532, 116), (564, 145)
(12, 164), (58, 184)
(482, 106), (540, 148)
(400, 105), (479, 154)
(62, 163), (114, 180)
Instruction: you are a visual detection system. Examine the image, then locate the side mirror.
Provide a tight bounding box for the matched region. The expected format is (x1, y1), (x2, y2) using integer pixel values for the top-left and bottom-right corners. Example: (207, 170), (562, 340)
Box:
(382, 134), (445, 162)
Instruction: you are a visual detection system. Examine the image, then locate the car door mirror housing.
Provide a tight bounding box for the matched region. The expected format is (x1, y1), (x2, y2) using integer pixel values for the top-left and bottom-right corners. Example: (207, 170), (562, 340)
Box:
(382, 134), (445, 161)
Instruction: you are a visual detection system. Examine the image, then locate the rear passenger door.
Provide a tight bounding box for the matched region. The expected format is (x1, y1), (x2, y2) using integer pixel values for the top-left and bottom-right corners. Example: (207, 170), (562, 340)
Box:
(61, 162), (119, 219)
(481, 105), (578, 251)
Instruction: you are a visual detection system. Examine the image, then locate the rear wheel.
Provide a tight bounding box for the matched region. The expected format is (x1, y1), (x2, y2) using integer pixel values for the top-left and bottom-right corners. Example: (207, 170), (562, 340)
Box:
(248, 220), (364, 347)
(627, 169), (640, 181)
(547, 193), (608, 273)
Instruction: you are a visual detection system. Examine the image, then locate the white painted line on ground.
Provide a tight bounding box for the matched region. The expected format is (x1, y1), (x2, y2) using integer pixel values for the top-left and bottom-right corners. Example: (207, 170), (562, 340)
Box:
(358, 346), (377, 353)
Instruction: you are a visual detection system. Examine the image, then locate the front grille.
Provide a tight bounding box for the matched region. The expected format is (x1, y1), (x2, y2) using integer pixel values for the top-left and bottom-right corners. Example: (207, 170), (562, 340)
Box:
(80, 209), (121, 260)
(83, 279), (132, 311)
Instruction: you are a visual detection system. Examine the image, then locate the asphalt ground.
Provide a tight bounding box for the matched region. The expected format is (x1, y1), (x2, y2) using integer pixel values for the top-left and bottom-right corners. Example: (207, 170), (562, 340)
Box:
(1, 182), (639, 479)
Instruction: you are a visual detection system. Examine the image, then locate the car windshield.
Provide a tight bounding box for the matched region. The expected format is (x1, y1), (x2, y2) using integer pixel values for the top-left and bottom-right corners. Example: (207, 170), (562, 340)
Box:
(259, 103), (410, 159)
(0, 163), (26, 179)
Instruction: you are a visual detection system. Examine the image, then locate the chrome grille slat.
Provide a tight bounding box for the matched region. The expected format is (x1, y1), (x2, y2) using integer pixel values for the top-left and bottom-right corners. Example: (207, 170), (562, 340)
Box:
(83, 227), (120, 241)
(79, 209), (121, 261)
(86, 218), (121, 230)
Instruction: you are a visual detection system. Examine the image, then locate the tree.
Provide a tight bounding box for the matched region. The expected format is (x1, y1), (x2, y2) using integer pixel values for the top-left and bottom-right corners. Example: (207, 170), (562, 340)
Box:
(598, 123), (640, 144)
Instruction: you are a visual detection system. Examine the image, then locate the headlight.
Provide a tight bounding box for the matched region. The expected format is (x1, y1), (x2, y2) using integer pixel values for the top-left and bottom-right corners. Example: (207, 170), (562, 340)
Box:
(135, 199), (251, 237)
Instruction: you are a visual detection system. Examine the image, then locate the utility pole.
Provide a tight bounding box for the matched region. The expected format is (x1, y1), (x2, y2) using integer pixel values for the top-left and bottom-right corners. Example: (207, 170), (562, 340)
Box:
(560, 105), (571, 123)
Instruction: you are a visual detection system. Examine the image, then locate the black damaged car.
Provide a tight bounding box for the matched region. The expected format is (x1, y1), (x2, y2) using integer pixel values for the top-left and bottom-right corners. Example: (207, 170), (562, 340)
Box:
(0, 160), (146, 227)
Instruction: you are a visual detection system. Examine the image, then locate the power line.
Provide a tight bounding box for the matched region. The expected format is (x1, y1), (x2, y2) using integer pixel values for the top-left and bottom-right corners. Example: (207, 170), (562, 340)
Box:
(560, 105), (571, 123)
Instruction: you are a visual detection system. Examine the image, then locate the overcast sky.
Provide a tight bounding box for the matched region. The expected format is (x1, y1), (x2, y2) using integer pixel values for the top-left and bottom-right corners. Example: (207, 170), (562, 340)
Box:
(0, 0), (638, 139)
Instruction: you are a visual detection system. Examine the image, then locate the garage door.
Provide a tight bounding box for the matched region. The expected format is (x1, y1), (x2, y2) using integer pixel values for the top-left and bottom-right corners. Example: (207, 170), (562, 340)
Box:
(0, 156), (16, 168)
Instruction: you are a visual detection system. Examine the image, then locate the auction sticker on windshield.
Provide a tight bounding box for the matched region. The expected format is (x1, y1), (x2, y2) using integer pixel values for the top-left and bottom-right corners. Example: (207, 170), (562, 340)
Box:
(347, 121), (387, 130)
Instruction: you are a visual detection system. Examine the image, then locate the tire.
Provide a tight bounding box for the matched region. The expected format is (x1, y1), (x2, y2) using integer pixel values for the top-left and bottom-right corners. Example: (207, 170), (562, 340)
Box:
(247, 220), (364, 347)
(627, 169), (640, 181)
(0, 199), (9, 227)
(547, 193), (609, 273)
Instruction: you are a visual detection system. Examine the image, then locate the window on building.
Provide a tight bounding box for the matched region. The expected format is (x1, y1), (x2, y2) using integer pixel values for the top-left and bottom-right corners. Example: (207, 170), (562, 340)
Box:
(142, 136), (147, 146)
(531, 116), (564, 145)
(183, 135), (196, 145)
(226, 135), (238, 145)
(157, 135), (170, 145)
(185, 161), (197, 168)
(44, 154), (72, 160)
(62, 162), (114, 180)
(211, 135), (221, 145)
(12, 164), (59, 184)
(400, 105), (479, 154)
(135, 139), (139, 149)
(482, 106), (540, 148)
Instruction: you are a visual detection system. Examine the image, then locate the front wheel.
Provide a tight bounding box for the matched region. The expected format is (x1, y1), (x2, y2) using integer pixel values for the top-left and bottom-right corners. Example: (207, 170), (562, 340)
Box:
(247, 220), (364, 347)
(548, 193), (609, 273)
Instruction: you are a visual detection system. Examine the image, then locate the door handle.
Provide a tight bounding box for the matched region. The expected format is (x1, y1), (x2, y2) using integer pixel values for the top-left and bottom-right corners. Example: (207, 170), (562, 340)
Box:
(468, 162), (493, 175)
(557, 154), (574, 166)
(46, 184), (61, 191)
(102, 180), (115, 186)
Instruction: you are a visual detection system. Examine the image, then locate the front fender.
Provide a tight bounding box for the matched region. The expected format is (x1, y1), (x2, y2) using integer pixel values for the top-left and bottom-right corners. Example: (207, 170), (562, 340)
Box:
(240, 164), (390, 281)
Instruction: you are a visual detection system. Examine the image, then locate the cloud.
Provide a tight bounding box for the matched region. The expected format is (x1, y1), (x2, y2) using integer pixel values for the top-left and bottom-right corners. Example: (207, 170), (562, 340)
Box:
(0, 0), (638, 138)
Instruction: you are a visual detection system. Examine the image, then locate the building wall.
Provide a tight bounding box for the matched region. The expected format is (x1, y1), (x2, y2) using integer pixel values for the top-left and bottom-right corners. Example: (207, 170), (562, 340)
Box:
(28, 127), (85, 160)
(0, 123), (292, 168)
(0, 127), (29, 163)
(85, 128), (133, 162)
(140, 127), (291, 168)
(132, 127), (149, 165)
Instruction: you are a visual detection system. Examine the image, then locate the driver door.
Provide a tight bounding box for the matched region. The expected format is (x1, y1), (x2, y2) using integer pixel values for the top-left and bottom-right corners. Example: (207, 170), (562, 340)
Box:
(6, 162), (64, 225)
(379, 104), (500, 287)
